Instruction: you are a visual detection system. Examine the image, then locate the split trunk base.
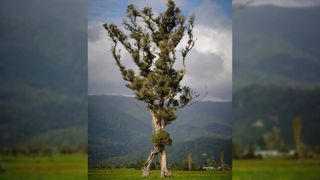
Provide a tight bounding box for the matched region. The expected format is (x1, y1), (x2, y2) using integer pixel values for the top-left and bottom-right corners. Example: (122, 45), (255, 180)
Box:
(142, 146), (172, 178)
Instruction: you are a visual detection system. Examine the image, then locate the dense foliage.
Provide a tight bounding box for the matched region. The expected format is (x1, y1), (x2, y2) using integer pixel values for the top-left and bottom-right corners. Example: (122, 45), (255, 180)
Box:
(152, 130), (172, 146)
(103, 0), (196, 137)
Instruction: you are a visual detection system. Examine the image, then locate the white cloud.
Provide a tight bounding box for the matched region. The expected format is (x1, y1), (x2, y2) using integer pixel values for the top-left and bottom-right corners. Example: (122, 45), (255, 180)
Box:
(88, 21), (129, 95)
(174, 0), (232, 101)
(174, 22), (232, 101)
(193, 24), (232, 73)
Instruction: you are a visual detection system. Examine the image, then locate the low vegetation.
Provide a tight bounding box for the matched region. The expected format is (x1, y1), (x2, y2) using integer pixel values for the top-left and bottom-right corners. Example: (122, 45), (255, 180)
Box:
(0, 154), (87, 180)
(89, 168), (231, 180)
(233, 158), (320, 180)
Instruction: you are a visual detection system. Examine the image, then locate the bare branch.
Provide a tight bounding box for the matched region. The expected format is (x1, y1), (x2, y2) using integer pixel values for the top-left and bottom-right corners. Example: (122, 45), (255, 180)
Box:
(180, 15), (195, 77)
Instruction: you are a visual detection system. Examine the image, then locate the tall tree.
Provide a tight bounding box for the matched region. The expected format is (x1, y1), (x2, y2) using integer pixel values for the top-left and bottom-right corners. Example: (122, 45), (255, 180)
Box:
(103, 0), (196, 178)
(187, 153), (192, 171)
(292, 116), (302, 158)
(220, 151), (225, 170)
(263, 126), (284, 150)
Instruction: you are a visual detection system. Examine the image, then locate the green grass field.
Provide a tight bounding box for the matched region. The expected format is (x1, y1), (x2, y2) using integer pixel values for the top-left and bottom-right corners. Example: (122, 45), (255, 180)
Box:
(89, 168), (231, 180)
(233, 158), (320, 180)
(2, 155), (319, 179)
(0, 154), (87, 180)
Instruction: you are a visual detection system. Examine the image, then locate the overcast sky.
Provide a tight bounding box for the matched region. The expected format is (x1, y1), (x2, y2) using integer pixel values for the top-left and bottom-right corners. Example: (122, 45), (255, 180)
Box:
(233, 0), (320, 8)
(88, 0), (232, 102)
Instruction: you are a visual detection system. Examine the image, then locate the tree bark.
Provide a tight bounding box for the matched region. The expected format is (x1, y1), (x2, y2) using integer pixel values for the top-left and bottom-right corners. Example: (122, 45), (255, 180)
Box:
(160, 147), (171, 178)
(142, 109), (172, 178)
(142, 146), (159, 177)
(149, 109), (161, 132)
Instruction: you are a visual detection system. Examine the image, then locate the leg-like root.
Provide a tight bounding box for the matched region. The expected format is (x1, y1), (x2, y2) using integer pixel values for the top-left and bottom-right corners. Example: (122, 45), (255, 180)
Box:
(161, 168), (172, 178)
(142, 146), (160, 177)
(160, 148), (172, 178)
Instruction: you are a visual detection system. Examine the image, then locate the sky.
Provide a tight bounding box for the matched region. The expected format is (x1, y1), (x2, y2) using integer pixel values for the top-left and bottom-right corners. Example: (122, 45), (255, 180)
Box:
(233, 0), (320, 8)
(88, 0), (232, 102)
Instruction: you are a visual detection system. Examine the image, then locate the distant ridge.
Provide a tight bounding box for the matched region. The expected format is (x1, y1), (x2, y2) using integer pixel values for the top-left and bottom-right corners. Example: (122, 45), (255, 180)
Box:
(88, 95), (232, 166)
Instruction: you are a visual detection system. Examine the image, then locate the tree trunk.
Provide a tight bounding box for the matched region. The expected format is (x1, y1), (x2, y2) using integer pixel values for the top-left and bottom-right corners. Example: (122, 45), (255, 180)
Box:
(160, 147), (171, 178)
(142, 146), (159, 177)
(142, 109), (172, 178)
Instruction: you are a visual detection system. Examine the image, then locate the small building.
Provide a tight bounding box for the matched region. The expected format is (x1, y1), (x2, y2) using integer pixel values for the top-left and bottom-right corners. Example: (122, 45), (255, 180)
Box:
(254, 150), (280, 158)
(202, 166), (214, 170)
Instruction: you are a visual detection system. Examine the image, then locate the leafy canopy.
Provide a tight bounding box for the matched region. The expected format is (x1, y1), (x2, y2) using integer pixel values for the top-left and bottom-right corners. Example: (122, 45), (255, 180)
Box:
(103, 0), (196, 126)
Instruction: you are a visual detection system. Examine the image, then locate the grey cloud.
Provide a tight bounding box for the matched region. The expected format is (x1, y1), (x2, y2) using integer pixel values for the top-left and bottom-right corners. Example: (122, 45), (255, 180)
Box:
(88, 22), (133, 96)
(184, 51), (224, 81)
(182, 50), (231, 101)
(88, 0), (232, 101)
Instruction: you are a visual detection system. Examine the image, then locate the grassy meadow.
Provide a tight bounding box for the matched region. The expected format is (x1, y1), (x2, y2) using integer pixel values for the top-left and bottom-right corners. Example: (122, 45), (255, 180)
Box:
(89, 168), (231, 180)
(2, 155), (320, 179)
(233, 158), (320, 180)
(0, 154), (87, 180)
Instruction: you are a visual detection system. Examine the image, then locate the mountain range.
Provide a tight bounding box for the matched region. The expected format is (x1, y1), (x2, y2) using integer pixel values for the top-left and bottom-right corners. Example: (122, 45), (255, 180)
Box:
(233, 5), (320, 150)
(234, 5), (320, 90)
(0, 0), (87, 149)
(88, 95), (232, 166)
